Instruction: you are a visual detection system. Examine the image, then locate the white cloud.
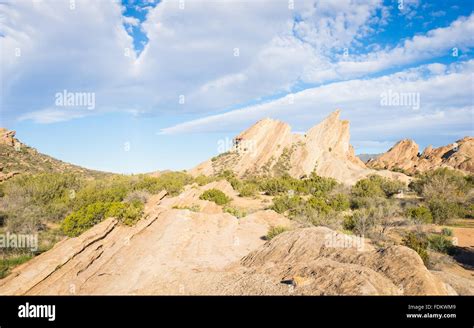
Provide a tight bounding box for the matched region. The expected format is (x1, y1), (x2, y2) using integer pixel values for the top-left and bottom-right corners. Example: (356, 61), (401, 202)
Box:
(0, 0), (473, 130)
(159, 60), (474, 143)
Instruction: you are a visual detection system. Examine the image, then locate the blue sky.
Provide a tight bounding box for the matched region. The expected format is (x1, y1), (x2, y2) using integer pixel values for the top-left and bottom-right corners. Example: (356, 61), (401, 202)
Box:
(1, 0), (473, 173)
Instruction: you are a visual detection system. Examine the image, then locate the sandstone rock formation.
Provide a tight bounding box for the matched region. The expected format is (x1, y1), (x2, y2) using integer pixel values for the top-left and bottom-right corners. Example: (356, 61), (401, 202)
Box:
(0, 182), (452, 295)
(191, 111), (409, 185)
(0, 128), (18, 147)
(239, 227), (450, 295)
(367, 137), (474, 174)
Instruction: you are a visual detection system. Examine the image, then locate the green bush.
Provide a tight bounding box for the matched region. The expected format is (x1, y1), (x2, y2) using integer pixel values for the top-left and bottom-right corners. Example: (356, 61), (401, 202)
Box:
(199, 189), (231, 205)
(352, 175), (404, 198)
(0, 173), (83, 233)
(428, 234), (455, 254)
(270, 195), (303, 214)
(343, 209), (377, 236)
(172, 204), (201, 212)
(224, 206), (247, 218)
(258, 176), (294, 196)
(237, 182), (258, 197)
(402, 231), (429, 265)
(351, 176), (385, 198)
(106, 200), (144, 226)
(306, 196), (332, 215)
(265, 226), (289, 240)
(72, 176), (132, 210)
(328, 193), (350, 211)
(410, 168), (470, 196)
(193, 175), (216, 186)
(427, 199), (458, 224)
(300, 173), (338, 196)
(61, 200), (144, 237)
(257, 173), (337, 196)
(343, 215), (356, 231)
(61, 202), (113, 237)
(409, 169), (472, 223)
(406, 206), (433, 224)
(134, 172), (193, 195)
(441, 227), (453, 236)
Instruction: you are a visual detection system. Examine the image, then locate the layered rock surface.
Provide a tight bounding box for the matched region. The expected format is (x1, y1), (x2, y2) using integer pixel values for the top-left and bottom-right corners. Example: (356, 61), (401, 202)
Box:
(0, 182), (452, 295)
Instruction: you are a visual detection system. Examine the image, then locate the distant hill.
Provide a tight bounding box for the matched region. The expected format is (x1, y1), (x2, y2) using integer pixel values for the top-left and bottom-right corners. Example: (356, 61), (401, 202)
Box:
(0, 128), (109, 181)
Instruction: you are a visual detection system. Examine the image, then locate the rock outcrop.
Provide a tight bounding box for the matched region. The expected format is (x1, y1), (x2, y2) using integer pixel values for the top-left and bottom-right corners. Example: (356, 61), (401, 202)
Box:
(191, 111), (409, 185)
(368, 137), (474, 174)
(0, 128), (18, 147)
(0, 182), (452, 295)
(238, 227), (451, 295)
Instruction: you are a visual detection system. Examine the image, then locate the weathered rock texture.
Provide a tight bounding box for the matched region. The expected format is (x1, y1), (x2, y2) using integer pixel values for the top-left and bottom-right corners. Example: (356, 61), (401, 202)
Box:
(367, 137), (473, 174)
(0, 128), (18, 147)
(0, 183), (452, 295)
(191, 111), (409, 185)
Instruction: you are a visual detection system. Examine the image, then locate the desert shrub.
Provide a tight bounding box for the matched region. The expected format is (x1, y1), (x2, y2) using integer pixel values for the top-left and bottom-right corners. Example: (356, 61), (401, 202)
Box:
(217, 170), (244, 191)
(107, 200), (144, 226)
(134, 172), (193, 195)
(61, 202), (114, 237)
(352, 175), (404, 198)
(405, 206), (433, 224)
(344, 209), (377, 236)
(193, 175), (216, 186)
(350, 194), (394, 210)
(270, 195), (303, 214)
(237, 182), (258, 197)
(306, 196), (332, 215)
(257, 173), (337, 197)
(124, 190), (150, 203)
(258, 176), (294, 196)
(61, 200), (144, 236)
(0, 173), (83, 233)
(427, 199), (459, 224)
(428, 234), (455, 254)
(72, 176), (132, 209)
(300, 173), (338, 196)
(402, 231), (429, 265)
(343, 215), (356, 231)
(351, 177), (385, 198)
(410, 169), (472, 222)
(224, 206), (247, 218)
(328, 193), (350, 211)
(265, 226), (289, 240)
(350, 196), (373, 209)
(410, 168), (469, 196)
(458, 199), (474, 219)
(441, 227), (453, 236)
(172, 204), (201, 212)
(199, 189), (231, 205)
